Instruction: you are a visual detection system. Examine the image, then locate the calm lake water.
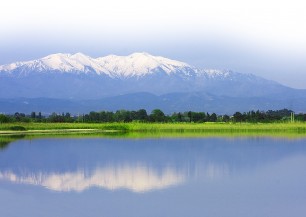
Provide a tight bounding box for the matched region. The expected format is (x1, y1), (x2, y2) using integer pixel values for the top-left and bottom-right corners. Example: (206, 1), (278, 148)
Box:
(0, 136), (306, 217)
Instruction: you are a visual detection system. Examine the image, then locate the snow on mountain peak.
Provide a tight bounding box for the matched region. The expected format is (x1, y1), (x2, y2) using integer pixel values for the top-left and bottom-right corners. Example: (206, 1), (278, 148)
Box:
(96, 52), (190, 77)
(0, 52), (243, 80)
(39, 52), (104, 73)
(0, 52), (194, 77)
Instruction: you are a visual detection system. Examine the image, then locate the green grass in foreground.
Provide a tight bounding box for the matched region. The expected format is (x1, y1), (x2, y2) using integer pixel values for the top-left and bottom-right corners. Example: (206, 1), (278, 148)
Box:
(0, 122), (306, 134)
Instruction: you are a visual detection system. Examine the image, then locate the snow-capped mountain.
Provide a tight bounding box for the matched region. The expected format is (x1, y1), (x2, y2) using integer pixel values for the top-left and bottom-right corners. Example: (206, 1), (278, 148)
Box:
(0, 52), (252, 80)
(96, 52), (192, 78)
(0, 52), (305, 113)
(0, 52), (192, 77)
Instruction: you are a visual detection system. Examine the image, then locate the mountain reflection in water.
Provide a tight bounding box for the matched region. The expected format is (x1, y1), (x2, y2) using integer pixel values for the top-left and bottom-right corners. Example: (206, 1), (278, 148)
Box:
(0, 165), (185, 192)
(0, 137), (304, 193)
(0, 161), (230, 192)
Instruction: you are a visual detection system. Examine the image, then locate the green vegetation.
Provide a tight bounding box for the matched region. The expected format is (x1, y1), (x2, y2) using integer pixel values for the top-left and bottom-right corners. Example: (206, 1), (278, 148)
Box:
(1, 108), (305, 124)
(1, 128), (306, 153)
(0, 122), (306, 136)
(1, 108), (306, 136)
(9, 126), (27, 131)
(1, 123), (305, 151)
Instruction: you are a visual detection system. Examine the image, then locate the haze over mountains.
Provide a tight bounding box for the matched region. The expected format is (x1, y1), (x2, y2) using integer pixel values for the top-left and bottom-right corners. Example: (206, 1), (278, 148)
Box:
(0, 52), (305, 114)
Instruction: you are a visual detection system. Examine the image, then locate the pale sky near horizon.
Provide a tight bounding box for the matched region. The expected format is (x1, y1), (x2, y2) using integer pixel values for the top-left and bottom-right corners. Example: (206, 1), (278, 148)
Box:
(1, 0), (306, 88)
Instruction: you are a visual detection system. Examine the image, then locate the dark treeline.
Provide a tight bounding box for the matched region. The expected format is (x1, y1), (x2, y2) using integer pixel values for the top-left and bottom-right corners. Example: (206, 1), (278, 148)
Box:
(0, 109), (305, 123)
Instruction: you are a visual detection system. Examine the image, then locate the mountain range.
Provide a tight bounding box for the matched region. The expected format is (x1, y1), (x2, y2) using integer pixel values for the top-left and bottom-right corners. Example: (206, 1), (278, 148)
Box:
(0, 52), (305, 114)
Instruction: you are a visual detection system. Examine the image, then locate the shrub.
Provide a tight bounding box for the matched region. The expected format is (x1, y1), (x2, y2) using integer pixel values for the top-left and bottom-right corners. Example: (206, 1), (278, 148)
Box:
(9, 126), (26, 131)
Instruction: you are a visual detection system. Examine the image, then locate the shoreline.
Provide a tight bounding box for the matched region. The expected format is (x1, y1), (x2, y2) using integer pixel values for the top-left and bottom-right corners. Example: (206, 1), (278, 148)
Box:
(0, 129), (120, 135)
(0, 122), (306, 137)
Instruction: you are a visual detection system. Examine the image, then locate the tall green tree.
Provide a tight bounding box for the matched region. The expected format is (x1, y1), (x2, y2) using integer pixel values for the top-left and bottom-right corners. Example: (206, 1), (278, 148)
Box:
(150, 109), (166, 122)
(136, 109), (148, 122)
(0, 114), (9, 123)
(233, 112), (244, 122)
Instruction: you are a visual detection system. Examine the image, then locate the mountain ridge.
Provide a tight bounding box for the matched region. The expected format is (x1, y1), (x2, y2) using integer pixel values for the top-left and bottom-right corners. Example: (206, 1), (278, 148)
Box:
(0, 52), (193, 78)
(0, 52), (258, 80)
(0, 52), (305, 113)
(1, 92), (305, 114)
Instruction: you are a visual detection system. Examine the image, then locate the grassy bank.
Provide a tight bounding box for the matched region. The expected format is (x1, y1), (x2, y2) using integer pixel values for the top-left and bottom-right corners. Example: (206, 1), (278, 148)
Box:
(0, 122), (306, 135)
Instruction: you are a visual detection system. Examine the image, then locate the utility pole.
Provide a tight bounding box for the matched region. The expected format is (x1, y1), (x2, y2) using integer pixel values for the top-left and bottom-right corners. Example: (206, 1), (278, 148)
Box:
(291, 112), (295, 123)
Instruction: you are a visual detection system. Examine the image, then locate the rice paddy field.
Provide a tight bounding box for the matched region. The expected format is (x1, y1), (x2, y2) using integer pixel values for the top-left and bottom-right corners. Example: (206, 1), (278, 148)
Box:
(0, 122), (306, 137)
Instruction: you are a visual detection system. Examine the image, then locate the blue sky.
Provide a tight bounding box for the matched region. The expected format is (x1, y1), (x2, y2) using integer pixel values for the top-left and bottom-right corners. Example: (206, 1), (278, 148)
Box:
(1, 0), (306, 88)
